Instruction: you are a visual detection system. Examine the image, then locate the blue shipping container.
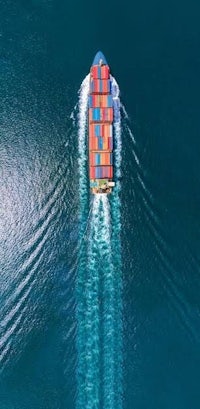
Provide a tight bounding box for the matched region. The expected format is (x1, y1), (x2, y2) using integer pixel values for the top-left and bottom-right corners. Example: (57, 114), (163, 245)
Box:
(92, 108), (101, 121)
(95, 153), (101, 165)
(90, 80), (94, 93)
(98, 137), (103, 150)
(95, 124), (100, 136)
(107, 95), (113, 107)
(88, 95), (93, 108)
(95, 167), (101, 178)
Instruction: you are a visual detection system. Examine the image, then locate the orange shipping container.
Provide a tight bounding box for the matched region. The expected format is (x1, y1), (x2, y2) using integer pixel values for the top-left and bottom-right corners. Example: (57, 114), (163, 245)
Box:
(100, 152), (112, 165)
(101, 95), (108, 107)
(104, 124), (112, 137)
(102, 137), (109, 150)
(91, 95), (112, 108)
(89, 137), (98, 150)
(94, 95), (102, 107)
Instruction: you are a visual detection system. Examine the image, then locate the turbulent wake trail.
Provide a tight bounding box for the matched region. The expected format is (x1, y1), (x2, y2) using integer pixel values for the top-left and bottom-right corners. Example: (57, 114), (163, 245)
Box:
(110, 77), (123, 409)
(84, 196), (101, 409)
(76, 75), (122, 409)
(76, 75), (90, 409)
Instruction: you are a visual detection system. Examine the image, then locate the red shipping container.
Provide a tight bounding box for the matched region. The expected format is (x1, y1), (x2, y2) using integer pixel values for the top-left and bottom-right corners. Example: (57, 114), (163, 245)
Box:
(89, 166), (95, 179)
(91, 66), (98, 79)
(100, 65), (109, 79)
(93, 79), (99, 93)
(108, 108), (113, 121)
(89, 124), (96, 137)
(90, 66), (95, 78)
(91, 79), (110, 94)
(98, 108), (113, 122)
(89, 153), (95, 166)
(97, 124), (108, 137)
(102, 166), (109, 178)
(90, 164), (113, 179)
(108, 137), (113, 150)
(102, 80), (110, 93)
(93, 95), (101, 107)
(103, 166), (113, 178)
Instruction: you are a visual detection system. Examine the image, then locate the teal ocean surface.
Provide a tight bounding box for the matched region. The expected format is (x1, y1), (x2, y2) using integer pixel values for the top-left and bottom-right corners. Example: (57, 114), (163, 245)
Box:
(1, 1), (200, 408)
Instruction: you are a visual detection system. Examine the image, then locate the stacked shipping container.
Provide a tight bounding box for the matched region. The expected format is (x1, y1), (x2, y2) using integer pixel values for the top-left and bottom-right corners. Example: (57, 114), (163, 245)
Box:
(89, 95), (113, 108)
(89, 63), (113, 181)
(89, 108), (113, 122)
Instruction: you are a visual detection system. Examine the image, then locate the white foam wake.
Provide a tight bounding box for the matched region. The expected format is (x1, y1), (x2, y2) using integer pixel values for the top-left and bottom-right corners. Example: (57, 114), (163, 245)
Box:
(76, 74), (90, 409)
(78, 74), (90, 210)
(76, 73), (123, 409)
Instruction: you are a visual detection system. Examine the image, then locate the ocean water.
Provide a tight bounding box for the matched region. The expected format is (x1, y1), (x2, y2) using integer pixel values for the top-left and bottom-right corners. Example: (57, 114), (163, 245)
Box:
(1, 1), (200, 409)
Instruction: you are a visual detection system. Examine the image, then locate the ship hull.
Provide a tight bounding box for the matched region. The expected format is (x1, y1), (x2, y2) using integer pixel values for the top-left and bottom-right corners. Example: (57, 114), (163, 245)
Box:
(88, 51), (115, 194)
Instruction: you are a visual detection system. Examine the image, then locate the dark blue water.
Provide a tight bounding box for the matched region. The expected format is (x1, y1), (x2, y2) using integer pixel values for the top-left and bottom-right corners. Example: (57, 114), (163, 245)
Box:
(1, 1), (200, 408)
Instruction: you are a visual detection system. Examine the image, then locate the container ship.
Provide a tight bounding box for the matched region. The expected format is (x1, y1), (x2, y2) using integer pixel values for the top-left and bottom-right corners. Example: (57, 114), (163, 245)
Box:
(89, 51), (115, 194)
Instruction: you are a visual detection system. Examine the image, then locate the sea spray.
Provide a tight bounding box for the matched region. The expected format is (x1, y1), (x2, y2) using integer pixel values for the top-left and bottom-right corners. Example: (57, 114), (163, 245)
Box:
(76, 74), (90, 409)
(77, 73), (90, 215)
(110, 76), (123, 409)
